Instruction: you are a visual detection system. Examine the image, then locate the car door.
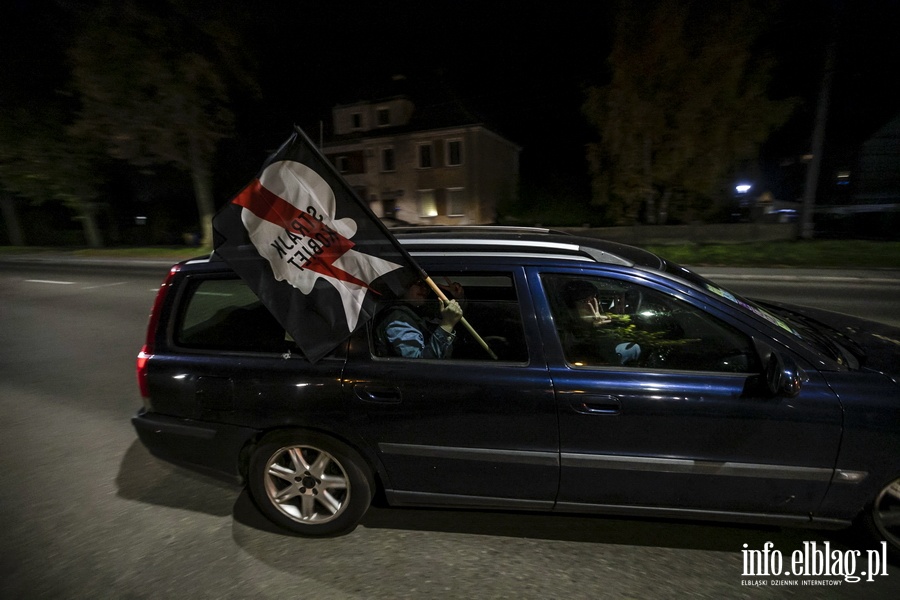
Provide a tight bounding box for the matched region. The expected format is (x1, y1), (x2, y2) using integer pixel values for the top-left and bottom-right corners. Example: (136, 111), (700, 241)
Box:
(532, 269), (843, 518)
(342, 267), (559, 510)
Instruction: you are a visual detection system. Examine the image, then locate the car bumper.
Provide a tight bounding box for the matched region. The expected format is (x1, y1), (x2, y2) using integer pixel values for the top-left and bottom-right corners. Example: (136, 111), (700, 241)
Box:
(131, 409), (258, 481)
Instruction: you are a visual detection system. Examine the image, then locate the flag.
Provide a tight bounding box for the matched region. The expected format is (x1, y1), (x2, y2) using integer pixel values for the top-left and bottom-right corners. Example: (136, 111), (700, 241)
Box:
(212, 126), (421, 362)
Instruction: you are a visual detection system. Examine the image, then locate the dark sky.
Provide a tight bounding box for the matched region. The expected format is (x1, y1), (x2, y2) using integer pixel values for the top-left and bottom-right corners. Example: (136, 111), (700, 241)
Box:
(241, 1), (900, 200)
(3, 0), (900, 202)
(239, 1), (615, 190)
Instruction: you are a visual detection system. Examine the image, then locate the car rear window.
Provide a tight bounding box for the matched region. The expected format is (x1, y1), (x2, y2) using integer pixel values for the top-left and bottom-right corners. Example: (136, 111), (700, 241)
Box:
(174, 277), (294, 353)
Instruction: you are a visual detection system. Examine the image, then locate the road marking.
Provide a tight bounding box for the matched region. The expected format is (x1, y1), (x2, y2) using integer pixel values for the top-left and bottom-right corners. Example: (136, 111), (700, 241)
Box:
(25, 279), (75, 285)
(82, 281), (128, 290)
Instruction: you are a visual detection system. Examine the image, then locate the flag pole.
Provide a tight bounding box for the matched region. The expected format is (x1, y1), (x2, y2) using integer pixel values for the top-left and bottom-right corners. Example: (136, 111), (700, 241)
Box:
(423, 277), (498, 360)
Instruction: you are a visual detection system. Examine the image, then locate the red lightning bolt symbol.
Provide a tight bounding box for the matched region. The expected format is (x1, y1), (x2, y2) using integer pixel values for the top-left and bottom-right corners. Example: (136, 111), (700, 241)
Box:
(233, 179), (372, 289)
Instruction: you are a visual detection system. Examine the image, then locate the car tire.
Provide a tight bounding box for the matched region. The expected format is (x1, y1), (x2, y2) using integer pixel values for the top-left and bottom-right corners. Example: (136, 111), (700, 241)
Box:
(859, 476), (900, 563)
(248, 430), (374, 536)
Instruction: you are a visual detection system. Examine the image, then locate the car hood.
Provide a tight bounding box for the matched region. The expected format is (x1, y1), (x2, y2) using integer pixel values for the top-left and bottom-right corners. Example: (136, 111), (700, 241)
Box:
(758, 301), (900, 379)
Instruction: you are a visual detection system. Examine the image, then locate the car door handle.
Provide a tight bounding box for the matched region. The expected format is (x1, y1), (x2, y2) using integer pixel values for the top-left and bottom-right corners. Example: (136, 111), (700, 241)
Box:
(354, 385), (402, 404)
(570, 395), (621, 415)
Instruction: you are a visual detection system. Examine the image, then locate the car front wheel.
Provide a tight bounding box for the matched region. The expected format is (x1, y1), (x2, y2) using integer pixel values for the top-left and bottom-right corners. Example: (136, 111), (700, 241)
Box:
(861, 476), (900, 563)
(248, 431), (374, 536)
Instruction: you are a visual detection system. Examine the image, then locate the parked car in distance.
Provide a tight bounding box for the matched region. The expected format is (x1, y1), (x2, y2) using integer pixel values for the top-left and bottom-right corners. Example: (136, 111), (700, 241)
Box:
(132, 227), (900, 558)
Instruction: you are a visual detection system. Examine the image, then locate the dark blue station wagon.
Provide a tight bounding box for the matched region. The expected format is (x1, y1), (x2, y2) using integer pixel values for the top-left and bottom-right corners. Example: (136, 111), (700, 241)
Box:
(133, 227), (900, 557)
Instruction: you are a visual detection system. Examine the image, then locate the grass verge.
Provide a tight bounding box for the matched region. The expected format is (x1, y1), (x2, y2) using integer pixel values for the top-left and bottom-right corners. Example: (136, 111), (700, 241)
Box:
(642, 240), (900, 269)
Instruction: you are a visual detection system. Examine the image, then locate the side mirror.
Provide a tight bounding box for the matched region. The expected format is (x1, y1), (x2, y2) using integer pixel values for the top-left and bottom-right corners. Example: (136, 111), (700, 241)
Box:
(754, 338), (807, 397)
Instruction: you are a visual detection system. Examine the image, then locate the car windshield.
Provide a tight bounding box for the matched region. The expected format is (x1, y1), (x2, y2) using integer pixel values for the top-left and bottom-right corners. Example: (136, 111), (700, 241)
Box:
(661, 261), (857, 366)
(661, 262), (797, 331)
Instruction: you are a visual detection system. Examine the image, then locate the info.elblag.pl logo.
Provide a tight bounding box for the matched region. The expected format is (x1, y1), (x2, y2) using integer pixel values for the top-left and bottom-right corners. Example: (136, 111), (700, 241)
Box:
(741, 541), (890, 587)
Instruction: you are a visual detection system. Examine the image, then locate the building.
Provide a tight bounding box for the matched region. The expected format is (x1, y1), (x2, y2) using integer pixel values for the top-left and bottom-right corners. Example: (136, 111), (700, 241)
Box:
(813, 111), (900, 239)
(851, 111), (900, 207)
(322, 93), (520, 226)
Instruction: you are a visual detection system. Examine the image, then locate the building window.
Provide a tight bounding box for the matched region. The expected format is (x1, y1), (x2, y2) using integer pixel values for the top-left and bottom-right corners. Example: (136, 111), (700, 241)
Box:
(377, 108), (391, 127)
(351, 113), (362, 129)
(418, 190), (437, 218)
(381, 147), (395, 172)
(382, 198), (397, 218)
(336, 156), (349, 173)
(418, 143), (433, 168)
(446, 139), (463, 166)
(447, 188), (465, 216)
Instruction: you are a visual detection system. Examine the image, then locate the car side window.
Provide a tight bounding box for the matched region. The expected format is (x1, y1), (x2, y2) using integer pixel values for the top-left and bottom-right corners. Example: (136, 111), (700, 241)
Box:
(175, 277), (294, 353)
(542, 274), (760, 373)
(371, 272), (529, 362)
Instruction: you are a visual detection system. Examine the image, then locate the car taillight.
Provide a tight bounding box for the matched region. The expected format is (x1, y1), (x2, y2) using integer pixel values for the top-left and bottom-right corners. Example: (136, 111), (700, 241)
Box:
(136, 345), (152, 400)
(136, 265), (180, 403)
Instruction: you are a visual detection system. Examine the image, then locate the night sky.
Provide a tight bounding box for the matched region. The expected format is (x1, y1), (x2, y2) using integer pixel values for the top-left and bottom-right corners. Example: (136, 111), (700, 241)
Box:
(3, 0), (900, 207)
(236, 1), (616, 194)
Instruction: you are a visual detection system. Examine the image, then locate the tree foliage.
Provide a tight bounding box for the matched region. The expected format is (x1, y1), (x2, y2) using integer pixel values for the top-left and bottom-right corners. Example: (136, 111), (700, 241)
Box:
(68, 0), (258, 246)
(0, 0), (107, 246)
(0, 103), (107, 247)
(583, 0), (798, 225)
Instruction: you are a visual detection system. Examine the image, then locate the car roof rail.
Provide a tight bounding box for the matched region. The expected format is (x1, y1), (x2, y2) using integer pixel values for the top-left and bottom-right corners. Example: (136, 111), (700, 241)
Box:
(398, 234), (635, 267)
(388, 225), (572, 236)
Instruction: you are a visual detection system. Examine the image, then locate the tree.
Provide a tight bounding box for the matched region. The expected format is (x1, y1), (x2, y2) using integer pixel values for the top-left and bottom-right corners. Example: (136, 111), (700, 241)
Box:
(583, 0), (797, 225)
(0, 104), (107, 248)
(69, 0), (257, 247)
(0, 0), (106, 246)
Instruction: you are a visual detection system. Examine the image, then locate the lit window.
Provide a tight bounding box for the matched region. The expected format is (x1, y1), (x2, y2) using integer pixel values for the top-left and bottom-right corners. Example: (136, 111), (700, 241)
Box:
(448, 188), (465, 216)
(418, 190), (437, 217)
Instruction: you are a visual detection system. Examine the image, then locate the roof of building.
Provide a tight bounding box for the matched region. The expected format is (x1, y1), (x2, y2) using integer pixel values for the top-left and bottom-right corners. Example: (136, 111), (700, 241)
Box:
(324, 75), (515, 146)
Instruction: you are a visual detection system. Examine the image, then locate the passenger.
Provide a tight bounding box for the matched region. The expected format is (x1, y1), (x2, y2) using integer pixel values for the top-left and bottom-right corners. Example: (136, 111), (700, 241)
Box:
(375, 279), (464, 358)
(559, 279), (640, 366)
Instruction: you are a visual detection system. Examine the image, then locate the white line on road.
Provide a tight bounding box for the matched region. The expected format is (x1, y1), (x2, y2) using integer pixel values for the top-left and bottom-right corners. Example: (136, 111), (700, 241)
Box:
(25, 279), (76, 285)
(82, 281), (128, 290)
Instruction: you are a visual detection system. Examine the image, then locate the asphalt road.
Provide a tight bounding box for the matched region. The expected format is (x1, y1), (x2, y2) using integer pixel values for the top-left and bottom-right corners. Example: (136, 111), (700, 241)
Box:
(696, 267), (900, 329)
(1, 260), (899, 599)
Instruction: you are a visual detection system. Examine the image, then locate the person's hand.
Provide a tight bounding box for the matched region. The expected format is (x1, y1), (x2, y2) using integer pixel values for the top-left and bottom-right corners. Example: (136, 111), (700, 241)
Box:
(439, 299), (463, 331)
(438, 279), (465, 300)
(582, 296), (611, 326)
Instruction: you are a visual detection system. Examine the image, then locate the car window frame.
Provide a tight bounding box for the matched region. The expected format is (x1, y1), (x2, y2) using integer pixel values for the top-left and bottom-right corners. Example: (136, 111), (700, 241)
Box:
(168, 273), (301, 357)
(528, 265), (774, 376)
(362, 264), (539, 366)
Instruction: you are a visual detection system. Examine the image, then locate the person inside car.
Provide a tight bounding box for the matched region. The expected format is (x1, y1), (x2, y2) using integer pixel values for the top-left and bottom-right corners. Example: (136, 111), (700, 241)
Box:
(559, 279), (641, 366)
(374, 279), (464, 358)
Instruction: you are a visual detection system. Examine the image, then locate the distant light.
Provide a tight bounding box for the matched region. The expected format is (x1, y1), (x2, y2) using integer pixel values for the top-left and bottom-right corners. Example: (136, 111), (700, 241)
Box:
(735, 184), (752, 194)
